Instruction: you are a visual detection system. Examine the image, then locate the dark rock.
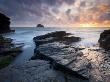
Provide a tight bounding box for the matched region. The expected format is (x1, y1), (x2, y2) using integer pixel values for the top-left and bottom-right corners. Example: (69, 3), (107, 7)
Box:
(32, 42), (90, 80)
(98, 29), (110, 50)
(0, 13), (12, 33)
(34, 31), (67, 39)
(0, 60), (89, 82)
(34, 31), (81, 46)
(32, 31), (90, 80)
(37, 24), (44, 28)
(0, 35), (23, 69)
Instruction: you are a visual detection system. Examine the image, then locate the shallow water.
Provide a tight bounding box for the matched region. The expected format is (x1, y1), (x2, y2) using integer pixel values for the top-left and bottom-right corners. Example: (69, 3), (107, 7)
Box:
(3, 27), (109, 64)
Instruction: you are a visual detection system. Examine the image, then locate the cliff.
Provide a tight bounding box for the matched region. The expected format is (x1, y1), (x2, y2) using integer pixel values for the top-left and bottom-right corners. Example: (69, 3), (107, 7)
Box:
(0, 13), (12, 33)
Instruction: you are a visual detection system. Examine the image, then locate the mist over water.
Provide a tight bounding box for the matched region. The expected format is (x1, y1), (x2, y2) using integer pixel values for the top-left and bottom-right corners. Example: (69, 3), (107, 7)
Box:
(3, 27), (109, 64)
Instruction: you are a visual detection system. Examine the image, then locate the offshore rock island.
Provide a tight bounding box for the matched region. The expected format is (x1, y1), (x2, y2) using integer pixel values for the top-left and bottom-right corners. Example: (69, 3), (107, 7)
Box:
(36, 24), (44, 28)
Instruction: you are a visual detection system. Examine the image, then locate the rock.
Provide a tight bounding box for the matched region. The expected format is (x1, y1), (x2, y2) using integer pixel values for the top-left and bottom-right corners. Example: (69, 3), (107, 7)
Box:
(0, 13), (13, 33)
(32, 42), (90, 79)
(0, 35), (23, 69)
(98, 29), (110, 50)
(37, 24), (44, 28)
(34, 31), (67, 39)
(0, 60), (89, 82)
(34, 31), (81, 46)
(0, 35), (13, 50)
(32, 32), (90, 80)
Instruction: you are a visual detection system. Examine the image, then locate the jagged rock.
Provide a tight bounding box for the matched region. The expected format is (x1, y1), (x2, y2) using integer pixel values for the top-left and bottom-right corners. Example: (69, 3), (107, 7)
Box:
(98, 29), (110, 50)
(37, 24), (44, 28)
(34, 31), (67, 39)
(32, 42), (90, 79)
(0, 13), (12, 33)
(33, 31), (81, 46)
(0, 35), (23, 69)
(32, 31), (90, 80)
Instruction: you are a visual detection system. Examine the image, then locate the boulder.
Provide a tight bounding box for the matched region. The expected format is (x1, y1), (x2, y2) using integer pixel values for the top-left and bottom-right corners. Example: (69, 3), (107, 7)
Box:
(0, 13), (12, 33)
(98, 29), (110, 50)
(37, 24), (44, 28)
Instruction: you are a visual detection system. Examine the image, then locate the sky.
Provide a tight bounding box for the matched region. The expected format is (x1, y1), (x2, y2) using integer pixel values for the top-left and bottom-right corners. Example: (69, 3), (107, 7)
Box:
(0, 0), (110, 27)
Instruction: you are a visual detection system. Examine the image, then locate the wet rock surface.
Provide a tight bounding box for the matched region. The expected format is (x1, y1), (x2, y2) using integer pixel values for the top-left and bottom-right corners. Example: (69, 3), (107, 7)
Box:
(32, 42), (90, 79)
(0, 35), (23, 69)
(32, 31), (89, 81)
(33, 31), (110, 82)
(33, 31), (81, 46)
(0, 60), (88, 82)
(0, 13), (13, 33)
(98, 29), (110, 50)
(1, 31), (110, 82)
(33, 43), (110, 82)
(82, 47), (110, 82)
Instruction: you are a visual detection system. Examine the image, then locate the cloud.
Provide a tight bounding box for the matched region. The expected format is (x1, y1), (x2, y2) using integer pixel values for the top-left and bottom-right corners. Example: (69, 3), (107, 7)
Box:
(0, 0), (110, 27)
(64, 0), (75, 5)
(98, 12), (110, 21)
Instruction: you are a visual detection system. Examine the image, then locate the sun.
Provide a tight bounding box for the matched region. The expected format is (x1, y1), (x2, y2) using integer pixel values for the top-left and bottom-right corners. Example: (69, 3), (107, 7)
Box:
(80, 24), (92, 27)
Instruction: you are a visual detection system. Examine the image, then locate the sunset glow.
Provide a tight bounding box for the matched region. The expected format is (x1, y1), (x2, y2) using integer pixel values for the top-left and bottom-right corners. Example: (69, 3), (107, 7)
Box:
(80, 24), (96, 27)
(0, 0), (110, 27)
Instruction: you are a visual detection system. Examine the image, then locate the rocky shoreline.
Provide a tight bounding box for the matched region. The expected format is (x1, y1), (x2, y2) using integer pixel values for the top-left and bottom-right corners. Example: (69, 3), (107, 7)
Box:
(0, 30), (110, 82)
(32, 30), (110, 82)
(0, 35), (23, 69)
(0, 13), (22, 69)
(32, 31), (89, 81)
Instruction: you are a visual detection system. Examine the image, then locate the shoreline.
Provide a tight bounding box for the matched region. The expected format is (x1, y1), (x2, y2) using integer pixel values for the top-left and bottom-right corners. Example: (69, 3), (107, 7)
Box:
(0, 29), (110, 82)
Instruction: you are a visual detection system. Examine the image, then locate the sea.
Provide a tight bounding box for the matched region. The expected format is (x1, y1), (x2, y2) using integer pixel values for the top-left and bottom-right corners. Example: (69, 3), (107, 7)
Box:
(3, 27), (110, 64)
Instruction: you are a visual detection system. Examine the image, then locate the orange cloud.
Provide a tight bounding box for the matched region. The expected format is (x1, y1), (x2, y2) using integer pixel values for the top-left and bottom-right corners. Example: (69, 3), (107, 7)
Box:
(98, 3), (109, 12)
(72, 3), (110, 27)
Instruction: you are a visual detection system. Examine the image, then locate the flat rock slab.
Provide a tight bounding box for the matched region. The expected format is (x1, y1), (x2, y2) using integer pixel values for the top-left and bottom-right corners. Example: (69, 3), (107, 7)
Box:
(33, 31), (81, 46)
(0, 60), (64, 82)
(33, 42), (90, 79)
(33, 31), (89, 81)
(0, 60), (88, 82)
